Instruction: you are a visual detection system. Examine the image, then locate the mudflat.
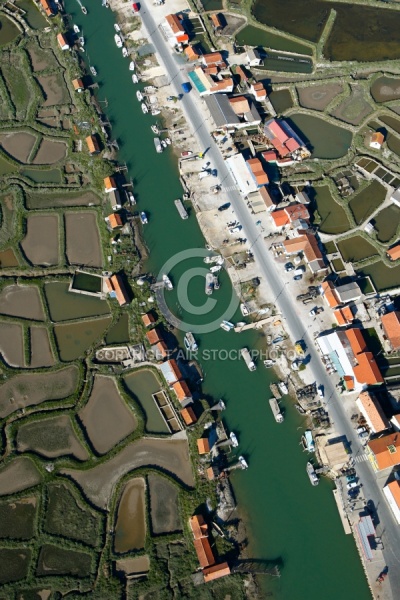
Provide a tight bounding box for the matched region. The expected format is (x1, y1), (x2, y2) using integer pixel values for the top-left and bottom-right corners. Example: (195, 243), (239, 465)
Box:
(0, 284), (45, 321)
(0, 457), (42, 496)
(65, 212), (102, 267)
(29, 326), (55, 368)
(0, 321), (25, 367)
(21, 213), (59, 266)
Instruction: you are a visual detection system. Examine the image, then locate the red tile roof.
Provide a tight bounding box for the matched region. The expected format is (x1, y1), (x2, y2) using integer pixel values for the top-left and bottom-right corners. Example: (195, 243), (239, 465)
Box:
(259, 186), (275, 207)
(202, 52), (225, 67)
(284, 203), (309, 222)
(189, 514), (208, 539)
(172, 379), (192, 403)
(368, 433), (400, 470)
(197, 438), (210, 454)
(246, 157), (269, 185)
(268, 120), (289, 144)
(193, 537), (215, 568)
(321, 281), (340, 308)
(353, 352), (384, 386)
(357, 391), (389, 433)
(107, 214), (123, 229)
(271, 209), (289, 227)
(382, 311), (400, 349)
(345, 328), (367, 355)
(165, 14), (184, 35)
(146, 328), (162, 345)
(387, 243), (400, 261)
(107, 275), (130, 306)
(386, 480), (400, 509)
(180, 406), (197, 426)
(141, 313), (155, 327)
(86, 135), (100, 154)
(203, 562), (231, 582)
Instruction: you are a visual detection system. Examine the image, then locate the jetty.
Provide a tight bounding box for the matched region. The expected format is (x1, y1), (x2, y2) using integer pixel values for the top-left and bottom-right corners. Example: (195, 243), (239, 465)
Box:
(234, 315), (280, 332)
(174, 198), (188, 219)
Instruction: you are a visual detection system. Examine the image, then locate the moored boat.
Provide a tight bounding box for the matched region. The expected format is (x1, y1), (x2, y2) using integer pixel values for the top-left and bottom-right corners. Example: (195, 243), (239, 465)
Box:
(209, 265), (221, 273)
(154, 137), (162, 153)
(174, 199), (188, 219)
(122, 47), (128, 58)
(162, 273), (173, 290)
(307, 461), (319, 486)
(264, 359), (275, 368)
(230, 431), (239, 447)
(136, 91), (143, 101)
(73, 24), (80, 33)
(128, 192), (136, 205)
(114, 34), (123, 48)
(270, 383), (281, 400)
(129, 61), (135, 71)
(132, 74), (139, 84)
(151, 109), (161, 116)
(302, 430), (315, 452)
(90, 66), (97, 77)
(239, 456), (248, 470)
(295, 403), (306, 415)
(184, 332), (198, 352)
(241, 347), (256, 371)
(81, 5), (88, 15)
(240, 303), (250, 316)
(141, 103), (149, 114)
(79, 36), (85, 46)
(114, 23), (121, 32)
(213, 276), (220, 290)
(269, 398), (284, 423)
(205, 273), (213, 295)
(140, 211), (148, 225)
(278, 381), (289, 395)
(165, 137), (171, 145)
(220, 320), (234, 332)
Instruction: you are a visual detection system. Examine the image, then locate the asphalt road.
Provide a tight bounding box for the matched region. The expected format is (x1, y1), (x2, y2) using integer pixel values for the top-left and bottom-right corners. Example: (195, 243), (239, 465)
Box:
(140, 4), (400, 595)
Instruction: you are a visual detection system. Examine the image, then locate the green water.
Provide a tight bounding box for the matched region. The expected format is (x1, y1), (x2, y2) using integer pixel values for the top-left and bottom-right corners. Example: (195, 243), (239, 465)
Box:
(286, 114), (352, 159)
(124, 369), (169, 434)
(44, 282), (109, 322)
(21, 168), (62, 184)
(65, 2), (370, 598)
(106, 313), (130, 344)
(16, 0), (47, 30)
(268, 90), (293, 115)
(236, 24), (313, 56)
(0, 14), (20, 46)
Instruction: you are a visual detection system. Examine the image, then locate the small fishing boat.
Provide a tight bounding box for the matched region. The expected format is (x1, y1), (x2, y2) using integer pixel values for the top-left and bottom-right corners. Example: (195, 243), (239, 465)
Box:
(306, 461), (319, 486)
(205, 273), (213, 295)
(165, 137), (171, 145)
(114, 24), (121, 32)
(114, 34), (123, 48)
(73, 24), (80, 33)
(230, 432), (239, 447)
(90, 66), (97, 77)
(294, 403), (306, 415)
(239, 456), (248, 470)
(241, 347), (256, 371)
(213, 276), (219, 290)
(161, 140), (167, 149)
(269, 398), (284, 423)
(162, 274), (173, 290)
(128, 192), (136, 205)
(151, 109), (161, 116)
(151, 125), (159, 134)
(136, 90), (143, 101)
(122, 47), (128, 58)
(263, 359), (275, 368)
(132, 74), (139, 84)
(209, 265), (221, 274)
(220, 321), (234, 332)
(141, 103), (149, 114)
(204, 255), (221, 264)
(102, 0), (110, 6)
(184, 332), (198, 352)
(140, 212), (148, 225)
(278, 381), (288, 396)
(240, 303), (250, 316)
(154, 138), (162, 153)
(79, 36), (85, 46)
(81, 6), (87, 15)
(129, 61), (135, 71)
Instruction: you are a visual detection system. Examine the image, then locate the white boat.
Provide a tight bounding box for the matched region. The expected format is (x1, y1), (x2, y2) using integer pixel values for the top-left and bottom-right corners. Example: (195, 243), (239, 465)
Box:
(73, 24), (80, 33)
(129, 61), (135, 71)
(165, 138), (171, 145)
(128, 192), (136, 205)
(81, 6), (87, 15)
(204, 255), (221, 264)
(240, 303), (250, 316)
(174, 199), (188, 219)
(236, 321), (246, 328)
(102, 0), (109, 6)
(141, 103), (149, 114)
(241, 347), (256, 371)
(205, 273), (213, 295)
(213, 275), (219, 290)
(154, 137), (162, 153)
(122, 47), (128, 58)
(114, 34), (123, 48)
(239, 456), (248, 470)
(90, 66), (97, 77)
(136, 91), (143, 101)
(278, 381), (288, 395)
(162, 273), (173, 290)
(264, 359), (275, 368)
(269, 398), (284, 423)
(114, 24), (121, 32)
(151, 125), (159, 134)
(161, 140), (167, 148)
(307, 461), (319, 486)
(230, 432), (239, 447)
(220, 320), (234, 332)
(184, 332), (198, 352)
(79, 36), (85, 46)
(140, 212), (148, 225)
(209, 265), (221, 273)
(151, 109), (161, 116)
(302, 430), (315, 453)
(132, 74), (139, 84)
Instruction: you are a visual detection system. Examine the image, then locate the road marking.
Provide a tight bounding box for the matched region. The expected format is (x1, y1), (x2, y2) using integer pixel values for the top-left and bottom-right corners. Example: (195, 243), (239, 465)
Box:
(222, 185), (240, 193)
(354, 454), (368, 463)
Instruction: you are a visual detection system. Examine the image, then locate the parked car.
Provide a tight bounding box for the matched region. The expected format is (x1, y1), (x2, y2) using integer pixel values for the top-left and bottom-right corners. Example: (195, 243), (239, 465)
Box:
(218, 203), (231, 211)
(309, 306), (324, 317)
(293, 274), (302, 281)
(317, 386), (324, 399)
(346, 474), (357, 483)
(285, 262), (294, 272)
(347, 481), (358, 490)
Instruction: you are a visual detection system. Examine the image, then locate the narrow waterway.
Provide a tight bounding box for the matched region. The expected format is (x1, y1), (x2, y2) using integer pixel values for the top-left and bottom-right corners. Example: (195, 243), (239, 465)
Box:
(65, 3), (370, 598)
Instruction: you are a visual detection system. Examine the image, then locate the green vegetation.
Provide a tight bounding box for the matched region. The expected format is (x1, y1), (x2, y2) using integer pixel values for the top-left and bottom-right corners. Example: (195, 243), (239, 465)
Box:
(337, 236), (378, 263)
(0, 497), (37, 540)
(348, 180), (387, 225)
(36, 544), (93, 578)
(0, 548), (31, 584)
(312, 185), (350, 234)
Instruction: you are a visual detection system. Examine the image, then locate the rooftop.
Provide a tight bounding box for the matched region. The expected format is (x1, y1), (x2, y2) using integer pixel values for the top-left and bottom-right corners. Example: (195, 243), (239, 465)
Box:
(203, 562), (231, 582)
(193, 537), (215, 568)
(356, 391), (390, 433)
(382, 311), (400, 350)
(387, 243), (400, 261)
(197, 438), (210, 454)
(189, 514), (208, 539)
(368, 432), (400, 470)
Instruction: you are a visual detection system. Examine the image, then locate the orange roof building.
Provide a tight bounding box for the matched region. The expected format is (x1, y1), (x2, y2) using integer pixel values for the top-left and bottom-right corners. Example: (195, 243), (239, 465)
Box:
(387, 243), (400, 261)
(356, 391), (390, 434)
(40, 0), (55, 17)
(153, 340), (168, 360)
(210, 13), (223, 30)
(160, 359), (182, 385)
(353, 352), (384, 386)
(146, 327), (163, 346)
(189, 514), (208, 539)
(384, 480), (400, 524)
(86, 135), (100, 155)
(381, 311), (400, 350)
(72, 78), (84, 92)
(57, 33), (69, 51)
(104, 176), (117, 193)
(106, 213), (123, 229)
(202, 52), (226, 68)
(370, 131), (385, 150)
(172, 380), (192, 405)
(106, 274), (130, 306)
(259, 186), (275, 211)
(321, 281), (340, 309)
(246, 158), (269, 186)
(165, 14), (185, 37)
(197, 438), (210, 454)
(367, 433), (400, 471)
(180, 406), (197, 426)
(283, 232), (325, 273)
(236, 65), (249, 83)
(334, 305), (354, 326)
(141, 313), (155, 327)
(193, 537), (215, 568)
(271, 209), (289, 228)
(203, 562), (231, 583)
(184, 45), (200, 61)
(345, 328), (367, 354)
(251, 82), (267, 101)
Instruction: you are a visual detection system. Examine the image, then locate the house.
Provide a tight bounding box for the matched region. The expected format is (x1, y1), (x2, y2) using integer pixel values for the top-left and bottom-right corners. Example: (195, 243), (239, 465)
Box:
(283, 232), (325, 273)
(320, 281), (340, 308)
(153, 340), (168, 360)
(229, 96), (261, 125)
(40, 0), (55, 17)
(188, 67), (233, 96)
(72, 78), (84, 92)
(105, 274), (130, 306)
(262, 150), (277, 163)
(203, 562), (231, 583)
(141, 313), (155, 327)
(356, 391), (390, 434)
(172, 380), (192, 405)
(201, 52), (226, 69)
(184, 45), (200, 61)
(180, 406), (197, 426)
(193, 537), (215, 568)
(317, 327), (384, 391)
(160, 359), (182, 385)
(105, 213), (123, 230)
(335, 282), (362, 304)
(271, 204), (310, 228)
(225, 153), (259, 196)
(246, 158), (269, 187)
(387, 243), (400, 261)
(205, 94), (260, 129)
(146, 327), (163, 346)
(104, 176), (117, 193)
(370, 132), (385, 150)
(189, 514), (208, 539)
(366, 433), (400, 471)
(264, 118), (307, 159)
(164, 14), (185, 46)
(250, 82), (267, 101)
(236, 65), (249, 84)
(381, 311), (400, 350)
(85, 135), (100, 155)
(259, 186), (276, 211)
(334, 305), (354, 326)
(109, 190), (122, 211)
(57, 33), (69, 51)
(247, 48), (262, 66)
(296, 190), (311, 204)
(197, 438), (210, 454)
(383, 480), (400, 524)
(209, 13), (223, 31)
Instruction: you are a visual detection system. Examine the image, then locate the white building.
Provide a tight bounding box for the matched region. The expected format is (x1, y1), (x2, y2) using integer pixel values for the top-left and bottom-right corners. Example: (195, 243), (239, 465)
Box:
(383, 480), (400, 524)
(225, 154), (258, 197)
